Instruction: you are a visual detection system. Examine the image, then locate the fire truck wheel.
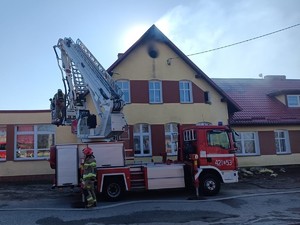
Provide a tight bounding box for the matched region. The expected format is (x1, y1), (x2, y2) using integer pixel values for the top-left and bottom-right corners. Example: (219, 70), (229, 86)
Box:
(103, 178), (124, 201)
(199, 173), (221, 196)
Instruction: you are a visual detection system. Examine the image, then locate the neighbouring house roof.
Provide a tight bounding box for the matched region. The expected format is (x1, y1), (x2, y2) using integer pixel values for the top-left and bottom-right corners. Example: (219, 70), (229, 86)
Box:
(107, 24), (240, 113)
(213, 76), (300, 125)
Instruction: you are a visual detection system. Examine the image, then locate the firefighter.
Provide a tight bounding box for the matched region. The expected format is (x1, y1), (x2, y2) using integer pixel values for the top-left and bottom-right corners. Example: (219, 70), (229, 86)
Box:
(51, 89), (65, 125)
(81, 146), (97, 208)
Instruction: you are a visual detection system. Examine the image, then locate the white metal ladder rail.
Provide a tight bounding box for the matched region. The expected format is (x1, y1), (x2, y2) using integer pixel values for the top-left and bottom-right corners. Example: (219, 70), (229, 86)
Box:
(76, 39), (123, 99)
(71, 64), (88, 95)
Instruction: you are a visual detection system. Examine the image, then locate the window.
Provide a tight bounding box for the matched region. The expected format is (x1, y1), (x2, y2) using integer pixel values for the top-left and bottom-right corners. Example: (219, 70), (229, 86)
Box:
(183, 130), (197, 141)
(133, 124), (152, 156)
(179, 80), (193, 103)
(0, 126), (6, 161)
(149, 80), (162, 103)
(15, 125), (55, 160)
(207, 130), (230, 149)
(287, 95), (300, 107)
(165, 123), (178, 155)
(116, 80), (130, 103)
(234, 132), (259, 156)
(204, 91), (211, 104)
(275, 130), (290, 154)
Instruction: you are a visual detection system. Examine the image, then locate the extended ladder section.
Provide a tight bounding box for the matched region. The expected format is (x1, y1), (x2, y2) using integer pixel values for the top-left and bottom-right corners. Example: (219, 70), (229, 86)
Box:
(76, 39), (123, 99)
(53, 38), (127, 141)
(70, 66), (88, 95)
(57, 38), (123, 105)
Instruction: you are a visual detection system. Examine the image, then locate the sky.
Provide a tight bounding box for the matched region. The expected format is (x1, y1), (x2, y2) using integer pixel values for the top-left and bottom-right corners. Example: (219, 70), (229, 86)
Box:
(0, 0), (299, 110)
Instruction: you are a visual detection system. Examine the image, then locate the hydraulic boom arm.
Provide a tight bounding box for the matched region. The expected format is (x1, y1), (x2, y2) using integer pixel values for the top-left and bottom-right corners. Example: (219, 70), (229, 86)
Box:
(50, 38), (126, 141)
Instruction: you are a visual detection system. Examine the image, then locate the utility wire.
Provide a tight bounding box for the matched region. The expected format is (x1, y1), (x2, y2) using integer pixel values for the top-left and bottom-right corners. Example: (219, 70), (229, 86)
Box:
(168, 23), (300, 60)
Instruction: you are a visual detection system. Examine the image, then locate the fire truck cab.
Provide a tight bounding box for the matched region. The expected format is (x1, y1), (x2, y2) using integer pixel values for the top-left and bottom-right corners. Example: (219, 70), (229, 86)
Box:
(179, 125), (238, 196)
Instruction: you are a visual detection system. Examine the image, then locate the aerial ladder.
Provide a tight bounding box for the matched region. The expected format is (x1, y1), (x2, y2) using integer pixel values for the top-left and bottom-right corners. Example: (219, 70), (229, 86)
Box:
(50, 38), (126, 141)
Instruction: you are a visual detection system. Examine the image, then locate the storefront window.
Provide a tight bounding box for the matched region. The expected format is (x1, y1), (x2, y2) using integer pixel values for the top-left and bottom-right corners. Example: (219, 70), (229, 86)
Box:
(37, 133), (55, 157)
(17, 125), (34, 132)
(0, 127), (6, 161)
(15, 125), (55, 160)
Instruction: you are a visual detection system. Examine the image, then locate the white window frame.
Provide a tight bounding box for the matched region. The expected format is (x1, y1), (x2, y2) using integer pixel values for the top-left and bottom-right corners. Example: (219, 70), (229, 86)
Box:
(116, 80), (131, 104)
(165, 123), (178, 156)
(149, 80), (162, 103)
(0, 126), (6, 161)
(234, 131), (260, 156)
(275, 130), (291, 154)
(179, 80), (193, 103)
(14, 124), (56, 160)
(133, 124), (152, 156)
(287, 95), (300, 107)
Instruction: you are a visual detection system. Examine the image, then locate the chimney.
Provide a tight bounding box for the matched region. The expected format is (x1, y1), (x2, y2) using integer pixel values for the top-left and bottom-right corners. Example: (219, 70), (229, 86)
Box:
(117, 53), (124, 58)
(264, 75), (286, 80)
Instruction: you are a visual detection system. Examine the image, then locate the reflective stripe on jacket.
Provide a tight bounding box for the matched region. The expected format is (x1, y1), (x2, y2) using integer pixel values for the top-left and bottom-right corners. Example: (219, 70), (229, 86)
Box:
(82, 156), (97, 181)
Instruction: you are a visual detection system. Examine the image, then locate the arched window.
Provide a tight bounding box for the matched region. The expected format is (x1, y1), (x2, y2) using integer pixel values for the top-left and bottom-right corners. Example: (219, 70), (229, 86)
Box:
(133, 123), (152, 156)
(165, 123), (178, 155)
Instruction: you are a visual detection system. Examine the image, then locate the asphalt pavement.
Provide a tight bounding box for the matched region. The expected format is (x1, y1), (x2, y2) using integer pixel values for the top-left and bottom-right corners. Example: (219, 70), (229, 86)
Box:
(0, 165), (299, 210)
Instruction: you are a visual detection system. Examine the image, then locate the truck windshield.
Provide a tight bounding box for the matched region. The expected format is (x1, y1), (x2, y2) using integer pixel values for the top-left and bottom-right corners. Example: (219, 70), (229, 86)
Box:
(207, 130), (230, 149)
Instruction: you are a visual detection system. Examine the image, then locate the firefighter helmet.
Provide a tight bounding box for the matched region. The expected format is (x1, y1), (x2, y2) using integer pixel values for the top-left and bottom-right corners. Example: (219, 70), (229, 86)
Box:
(83, 147), (93, 155)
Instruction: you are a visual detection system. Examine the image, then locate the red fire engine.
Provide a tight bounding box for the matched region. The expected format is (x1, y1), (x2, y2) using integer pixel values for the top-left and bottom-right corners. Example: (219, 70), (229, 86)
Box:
(49, 38), (238, 202)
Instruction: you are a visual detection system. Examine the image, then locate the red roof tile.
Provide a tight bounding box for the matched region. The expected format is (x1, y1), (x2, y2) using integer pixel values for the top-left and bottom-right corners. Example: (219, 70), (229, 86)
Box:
(213, 76), (300, 125)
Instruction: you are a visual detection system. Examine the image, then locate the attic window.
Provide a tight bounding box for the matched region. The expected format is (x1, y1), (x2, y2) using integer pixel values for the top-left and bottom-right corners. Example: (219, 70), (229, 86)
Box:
(287, 95), (300, 107)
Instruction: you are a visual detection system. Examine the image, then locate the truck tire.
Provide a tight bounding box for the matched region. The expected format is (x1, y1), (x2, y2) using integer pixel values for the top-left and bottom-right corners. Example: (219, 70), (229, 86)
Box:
(103, 177), (124, 201)
(199, 173), (221, 196)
